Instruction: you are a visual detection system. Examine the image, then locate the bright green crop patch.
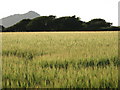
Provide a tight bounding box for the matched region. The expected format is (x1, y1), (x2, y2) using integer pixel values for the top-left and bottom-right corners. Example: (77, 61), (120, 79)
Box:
(2, 31), (119, 88)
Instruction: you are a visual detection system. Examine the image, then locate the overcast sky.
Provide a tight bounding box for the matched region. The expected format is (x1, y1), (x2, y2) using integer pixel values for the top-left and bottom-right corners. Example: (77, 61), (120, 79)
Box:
(0, 0), (119, 26)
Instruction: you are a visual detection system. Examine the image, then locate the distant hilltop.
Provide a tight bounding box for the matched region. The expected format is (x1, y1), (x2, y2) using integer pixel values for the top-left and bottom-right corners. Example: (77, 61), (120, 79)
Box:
(0, 11), (40, 27)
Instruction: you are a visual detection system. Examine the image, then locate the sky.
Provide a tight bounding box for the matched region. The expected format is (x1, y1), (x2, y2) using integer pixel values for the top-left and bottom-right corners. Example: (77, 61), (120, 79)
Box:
(0, 0), (119, 26)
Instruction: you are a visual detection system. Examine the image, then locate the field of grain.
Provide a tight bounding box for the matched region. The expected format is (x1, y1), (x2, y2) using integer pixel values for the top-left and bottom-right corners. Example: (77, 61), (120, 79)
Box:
(2, 31), (119, 88)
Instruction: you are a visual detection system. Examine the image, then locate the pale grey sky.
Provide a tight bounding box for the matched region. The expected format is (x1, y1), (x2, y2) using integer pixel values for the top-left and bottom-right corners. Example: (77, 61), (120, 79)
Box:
(0, 0), (119, 26)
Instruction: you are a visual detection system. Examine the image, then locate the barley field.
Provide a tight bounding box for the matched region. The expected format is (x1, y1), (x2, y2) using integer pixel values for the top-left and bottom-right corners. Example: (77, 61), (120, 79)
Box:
(2, 31), (119, 88)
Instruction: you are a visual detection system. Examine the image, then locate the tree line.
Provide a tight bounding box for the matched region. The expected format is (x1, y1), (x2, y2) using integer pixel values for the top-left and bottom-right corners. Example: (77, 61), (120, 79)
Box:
(1, 15), (120, 32)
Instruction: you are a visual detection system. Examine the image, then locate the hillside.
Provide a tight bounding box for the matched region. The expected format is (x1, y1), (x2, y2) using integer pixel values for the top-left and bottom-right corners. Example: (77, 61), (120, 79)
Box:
(0, 11), (40, 28)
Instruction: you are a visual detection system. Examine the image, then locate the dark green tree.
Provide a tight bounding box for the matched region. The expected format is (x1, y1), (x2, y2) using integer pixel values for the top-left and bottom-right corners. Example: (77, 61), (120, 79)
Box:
(5, 19), (31, 32)
(86, 18), (112, 30)
(26, 16), (56, 31)
(0, 25), (5, 32)
(53, 15), (85, 31)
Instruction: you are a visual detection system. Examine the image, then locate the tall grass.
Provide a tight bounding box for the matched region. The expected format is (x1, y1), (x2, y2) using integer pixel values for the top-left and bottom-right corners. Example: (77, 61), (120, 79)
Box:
(2, 31), (119, 88)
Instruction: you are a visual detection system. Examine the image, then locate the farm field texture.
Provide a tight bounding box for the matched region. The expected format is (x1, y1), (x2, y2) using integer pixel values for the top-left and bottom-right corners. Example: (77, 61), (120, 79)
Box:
(2, 31), (119, 88)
